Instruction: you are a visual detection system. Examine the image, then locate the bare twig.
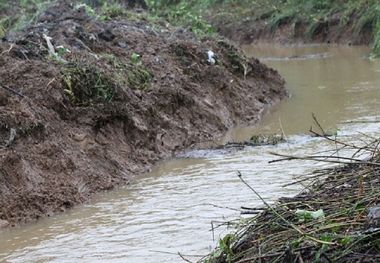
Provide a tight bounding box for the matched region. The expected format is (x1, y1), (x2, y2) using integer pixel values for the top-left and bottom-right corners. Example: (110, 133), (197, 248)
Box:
(278, 117), (288, 141)
(0, 44), (14, 55)
(149, 250), (204, 257)
(237, 171), (335, 245)
(178, 252), (194, 263)
(269, 152), (380, 166)
(0, 84), (26, 98)
(46, 78), (56, 90)
(312, 113), (325, 135)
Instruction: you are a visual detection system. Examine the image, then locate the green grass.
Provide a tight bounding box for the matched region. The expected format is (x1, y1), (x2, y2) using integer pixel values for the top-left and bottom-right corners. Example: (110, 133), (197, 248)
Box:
(61, 64), (116, 106)
(3, 0), (380, 55)
(146, 0), (218, 38)
(0, 0), (54, 34)
(147, 0), (380, 55)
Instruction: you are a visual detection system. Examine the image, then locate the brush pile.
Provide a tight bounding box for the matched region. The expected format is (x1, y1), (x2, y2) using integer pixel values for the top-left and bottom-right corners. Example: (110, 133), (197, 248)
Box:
(208, 129), (380, 263)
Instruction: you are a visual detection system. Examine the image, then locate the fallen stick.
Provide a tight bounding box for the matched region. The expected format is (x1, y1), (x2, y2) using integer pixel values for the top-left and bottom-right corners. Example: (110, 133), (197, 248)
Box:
(269, 152), (380, 166)
(0, 44), (14, 55)
(237, 171), (335, 245)
(0, 84), (25, 98)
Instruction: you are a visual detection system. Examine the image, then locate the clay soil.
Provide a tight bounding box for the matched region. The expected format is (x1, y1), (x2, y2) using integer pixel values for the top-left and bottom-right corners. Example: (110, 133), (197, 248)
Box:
(0, 1), (286, 227)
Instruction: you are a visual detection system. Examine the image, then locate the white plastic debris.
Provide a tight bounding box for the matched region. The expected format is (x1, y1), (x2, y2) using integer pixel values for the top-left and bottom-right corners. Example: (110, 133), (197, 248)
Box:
(296, 209), (325, 221)
(207, 50), (216, 64)
(43, 34), (67, 63)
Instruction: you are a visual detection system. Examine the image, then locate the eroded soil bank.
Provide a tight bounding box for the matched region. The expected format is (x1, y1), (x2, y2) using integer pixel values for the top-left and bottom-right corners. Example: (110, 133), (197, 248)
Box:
(208, 4), (375, 46)
(0, 2), (286, 227)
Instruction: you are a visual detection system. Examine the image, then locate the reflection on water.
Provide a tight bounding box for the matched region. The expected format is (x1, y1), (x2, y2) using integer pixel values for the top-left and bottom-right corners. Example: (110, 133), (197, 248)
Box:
(1, 45), (380, 263)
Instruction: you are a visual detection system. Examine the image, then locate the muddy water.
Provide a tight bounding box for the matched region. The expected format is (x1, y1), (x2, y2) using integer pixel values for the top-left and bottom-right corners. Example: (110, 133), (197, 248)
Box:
(1, 45), (380, 263)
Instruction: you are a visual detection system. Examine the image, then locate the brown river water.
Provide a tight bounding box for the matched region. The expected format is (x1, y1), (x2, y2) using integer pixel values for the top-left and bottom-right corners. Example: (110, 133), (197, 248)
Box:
(1, 45), (380, 263)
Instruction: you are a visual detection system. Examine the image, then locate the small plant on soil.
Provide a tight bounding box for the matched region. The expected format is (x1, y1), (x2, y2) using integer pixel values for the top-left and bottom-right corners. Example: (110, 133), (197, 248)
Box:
(100, 52), (153, 90)
(101, 53), (126, 69)
(127, 53), (153, 90)
(75, 3), (97, 17)
(147, 0), (216, 38)
(218, 40), (249, 77)
(61, 63), (116, 106)
(206, 234), (236, 263)
(10, 0), (52, 32)
(0, 17), (13, 38)
(127, 67), (152, 90)
(130, 53), (142, 64)
(100, 1), (126, 20)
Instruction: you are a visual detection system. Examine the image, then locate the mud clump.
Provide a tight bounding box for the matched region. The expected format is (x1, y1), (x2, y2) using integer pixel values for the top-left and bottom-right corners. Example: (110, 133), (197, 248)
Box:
(0, 1), (286, 226)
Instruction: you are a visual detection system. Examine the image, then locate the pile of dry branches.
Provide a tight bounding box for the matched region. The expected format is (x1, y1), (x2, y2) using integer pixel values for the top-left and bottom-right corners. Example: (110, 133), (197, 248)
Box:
(207, 123), (380, 263)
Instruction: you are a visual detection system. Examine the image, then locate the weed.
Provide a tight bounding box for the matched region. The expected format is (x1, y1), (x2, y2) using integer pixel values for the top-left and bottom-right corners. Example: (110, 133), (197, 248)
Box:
(0, 16), (13, 38)
(209, 234), (236, 263)
(0, 24), (5, 39)
(101, 53), (125, 69)
(18, 123), (45, 138)
(147, 0), (216, 38)
(373, 24), (380, 57)
(218, 40), (248, 77)
(61, 63), (116, 105)
(12, 0), (52, 32)
(127, 66), (152, 90)
(269, 11), (298, 32)
(353, 8), (379, 37)
(130, 53), (141, 64)
(100, 2), (126, 19)
(75, 3), (97, 17)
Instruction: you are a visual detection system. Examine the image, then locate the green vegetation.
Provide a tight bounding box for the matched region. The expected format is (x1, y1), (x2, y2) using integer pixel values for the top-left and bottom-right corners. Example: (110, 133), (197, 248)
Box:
(146, 0), (218, 38)
(147, 0), (380, 55)
(3, 0), (379, 54)
(207, 234), (236, 263)
(75, 1), (146, 22)
(100, 52), (153, 91)
(127, 53), (153, 90)
(0, 0), (148, 36)
(61, 64), (116, 106)
(260, 0), (380, 56)
(127, 66), (153, 91)
(0, 0), (53, 34)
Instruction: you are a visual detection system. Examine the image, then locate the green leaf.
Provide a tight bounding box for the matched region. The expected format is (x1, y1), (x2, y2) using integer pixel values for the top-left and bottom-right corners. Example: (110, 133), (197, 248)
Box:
(131, 53), (141, 64)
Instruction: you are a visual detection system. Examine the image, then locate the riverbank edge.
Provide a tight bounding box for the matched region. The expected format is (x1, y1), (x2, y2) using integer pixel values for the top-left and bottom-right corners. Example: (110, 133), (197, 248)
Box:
(199, 4), (380, 261)
(209, 13), (373, 47)
(0, 1), (287, 229)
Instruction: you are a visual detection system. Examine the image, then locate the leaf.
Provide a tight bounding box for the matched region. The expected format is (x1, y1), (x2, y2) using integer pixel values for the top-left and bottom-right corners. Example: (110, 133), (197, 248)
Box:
(131, 53), (141, 64)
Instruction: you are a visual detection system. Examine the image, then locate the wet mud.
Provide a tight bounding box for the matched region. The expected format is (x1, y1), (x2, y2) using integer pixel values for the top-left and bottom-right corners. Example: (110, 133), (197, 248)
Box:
(0, 2), (286, 227)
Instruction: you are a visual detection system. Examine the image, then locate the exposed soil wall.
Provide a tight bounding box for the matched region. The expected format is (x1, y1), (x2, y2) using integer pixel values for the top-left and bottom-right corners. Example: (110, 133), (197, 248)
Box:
(0, 2), (286, 227)
(209, 12), (374, 46)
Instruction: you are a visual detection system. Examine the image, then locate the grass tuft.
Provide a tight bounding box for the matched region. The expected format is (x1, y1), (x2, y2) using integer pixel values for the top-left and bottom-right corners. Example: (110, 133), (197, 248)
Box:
(61, 63), (116, 106)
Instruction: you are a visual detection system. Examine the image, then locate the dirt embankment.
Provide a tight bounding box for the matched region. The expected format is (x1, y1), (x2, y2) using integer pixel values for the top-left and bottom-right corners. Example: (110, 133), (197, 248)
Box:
(0, 2), (286, 227)
(209, 11), (373, 46)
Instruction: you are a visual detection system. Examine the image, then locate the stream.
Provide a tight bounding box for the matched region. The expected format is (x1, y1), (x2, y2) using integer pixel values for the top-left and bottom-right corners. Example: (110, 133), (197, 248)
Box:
(1, 45), (380, 263)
